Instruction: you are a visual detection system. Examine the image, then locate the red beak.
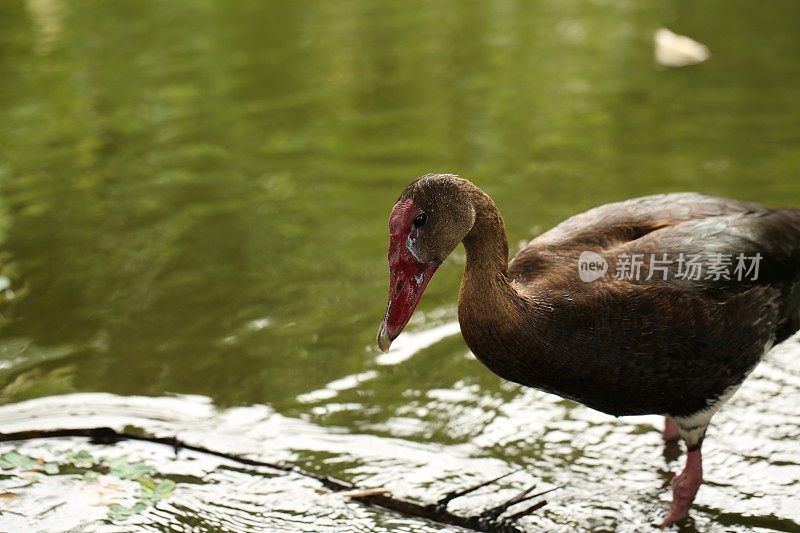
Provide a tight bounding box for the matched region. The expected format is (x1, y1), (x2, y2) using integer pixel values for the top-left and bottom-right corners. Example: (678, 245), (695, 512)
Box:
(378, 198), (440, 352)
(377, 255), (438, 353)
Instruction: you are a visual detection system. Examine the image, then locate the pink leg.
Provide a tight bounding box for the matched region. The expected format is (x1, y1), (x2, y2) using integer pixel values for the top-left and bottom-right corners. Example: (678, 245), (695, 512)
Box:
(662, 416), (680, 442)
(661, 416), (681, 442)
(661, 448), (703, 527)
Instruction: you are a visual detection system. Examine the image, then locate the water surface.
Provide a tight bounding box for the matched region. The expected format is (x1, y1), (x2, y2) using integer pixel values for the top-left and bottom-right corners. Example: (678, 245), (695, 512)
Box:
(1, 0), (799, 531)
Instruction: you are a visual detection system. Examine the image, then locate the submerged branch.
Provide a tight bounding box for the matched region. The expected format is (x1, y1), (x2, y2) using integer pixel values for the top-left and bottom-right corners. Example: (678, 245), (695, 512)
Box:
(0, 427), (549, 533)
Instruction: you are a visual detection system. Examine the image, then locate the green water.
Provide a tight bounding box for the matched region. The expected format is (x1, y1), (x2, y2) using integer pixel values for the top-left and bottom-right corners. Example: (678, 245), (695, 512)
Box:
(1, 1), (799, 531)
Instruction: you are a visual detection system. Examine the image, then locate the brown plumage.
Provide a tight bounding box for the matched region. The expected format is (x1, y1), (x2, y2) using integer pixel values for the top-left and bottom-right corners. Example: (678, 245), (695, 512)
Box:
(378, 174), (800, 527)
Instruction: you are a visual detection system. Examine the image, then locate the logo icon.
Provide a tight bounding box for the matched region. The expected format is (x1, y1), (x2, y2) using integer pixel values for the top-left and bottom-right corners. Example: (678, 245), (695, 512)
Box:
(578, 251), (607, 282)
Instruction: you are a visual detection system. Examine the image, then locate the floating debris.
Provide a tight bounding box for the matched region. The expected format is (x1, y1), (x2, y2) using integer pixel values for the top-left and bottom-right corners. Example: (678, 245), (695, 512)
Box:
(655, 28), (710, 67)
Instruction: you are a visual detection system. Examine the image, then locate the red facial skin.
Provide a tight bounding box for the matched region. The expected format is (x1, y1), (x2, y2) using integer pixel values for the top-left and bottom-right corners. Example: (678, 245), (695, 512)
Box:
(377, 198), (439, 352)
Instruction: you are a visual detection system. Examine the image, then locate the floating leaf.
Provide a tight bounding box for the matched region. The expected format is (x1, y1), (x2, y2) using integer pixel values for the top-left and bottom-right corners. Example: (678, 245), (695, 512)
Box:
(107, 501), (147, 521)
(66, 449), (95, 468)
(104, 457), (150, 480)
(107, 503), (134, 521)
(138, 475), (176, 505)
(42, 462), (59, 475)
(0, 451), (38, 470)
(139, 476), (156, 492)
(154, 479), (175, 497)
(142, 478), (175, 501)
(0, 491), (17, 500)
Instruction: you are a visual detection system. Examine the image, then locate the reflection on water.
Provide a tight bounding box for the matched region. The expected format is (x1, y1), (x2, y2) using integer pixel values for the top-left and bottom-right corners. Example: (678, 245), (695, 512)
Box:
(1, 0), (799, 530)
(1, 334), (798, 532)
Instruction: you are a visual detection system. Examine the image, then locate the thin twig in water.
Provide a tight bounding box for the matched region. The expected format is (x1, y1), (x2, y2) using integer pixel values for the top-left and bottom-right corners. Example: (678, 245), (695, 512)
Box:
(0, 427), (553, 533)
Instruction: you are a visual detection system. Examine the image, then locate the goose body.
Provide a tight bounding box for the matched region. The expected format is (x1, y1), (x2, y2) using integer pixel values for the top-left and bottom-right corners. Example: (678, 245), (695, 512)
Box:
(461, 191), (800, 418)
(378, 174), (800, 526)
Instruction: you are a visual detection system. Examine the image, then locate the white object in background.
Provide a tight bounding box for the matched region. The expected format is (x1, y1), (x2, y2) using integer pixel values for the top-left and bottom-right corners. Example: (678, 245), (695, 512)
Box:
(654, 28), (710, 67)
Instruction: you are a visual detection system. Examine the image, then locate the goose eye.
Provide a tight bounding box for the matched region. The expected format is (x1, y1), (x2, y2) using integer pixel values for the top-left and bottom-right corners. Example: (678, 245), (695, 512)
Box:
(412, 212), (427, 228)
